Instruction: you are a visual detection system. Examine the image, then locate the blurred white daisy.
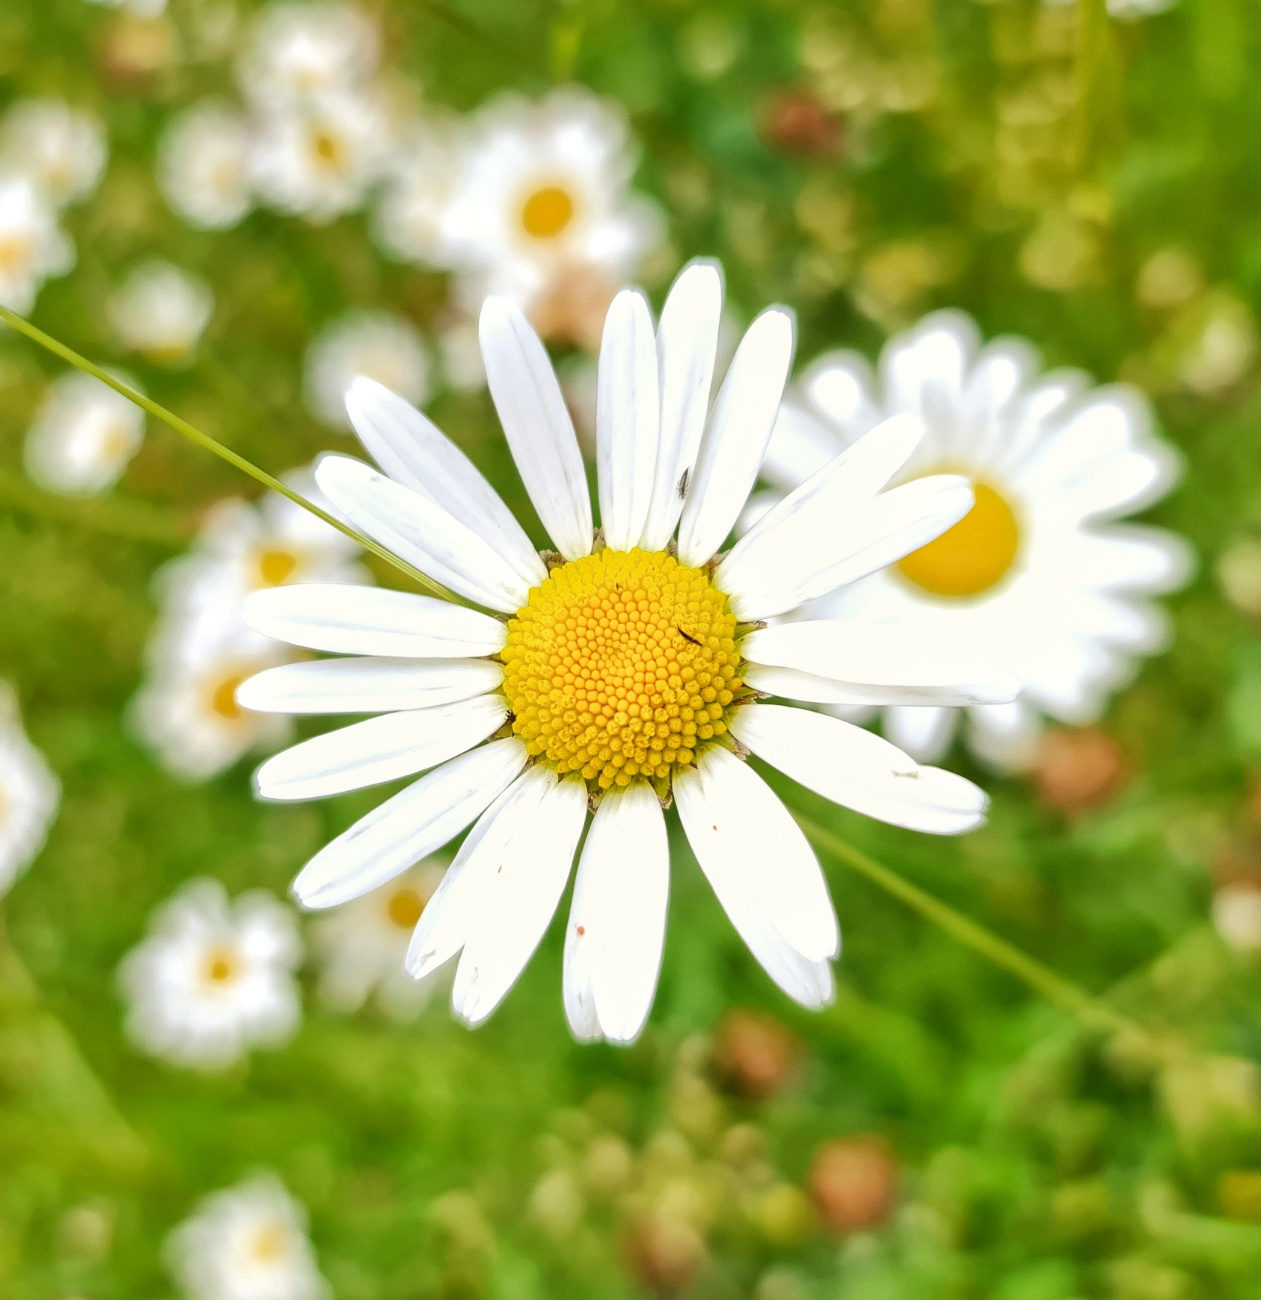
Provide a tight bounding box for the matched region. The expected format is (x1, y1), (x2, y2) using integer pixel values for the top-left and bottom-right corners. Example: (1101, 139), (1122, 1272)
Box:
(249, 89), (391, 224)
(303, 310), (430, 431)
(0, 684), (60, 899)
(238, 261), (1011, 1044)
(108, 260), (215, 366)
(0, 175), (75, 314)
(83, 0), (168, 18)
(311, 859), (448, 1018)
(759, 310), (1192, 770)
(24, 370), (145, 496)
(372, 116), (462, 267)
(436, 317), (486, 393)
(0, 99), (108, 209)
(1213, 884), (1261, 956)
(158, 101), (255, 231)
(438, 86), (664, 317)
(237, 0), (379, 109)
(118, 878), (302, 1070)
(167, 1173), (329, 1300)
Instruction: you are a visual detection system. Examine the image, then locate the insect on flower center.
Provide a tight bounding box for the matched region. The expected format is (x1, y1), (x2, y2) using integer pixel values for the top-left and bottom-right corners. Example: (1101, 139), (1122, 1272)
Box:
(386, 885), (425, 929)
(897, 481), (1021, 598)
(501, 548), (742, 792)
(520, 184), (576, 239)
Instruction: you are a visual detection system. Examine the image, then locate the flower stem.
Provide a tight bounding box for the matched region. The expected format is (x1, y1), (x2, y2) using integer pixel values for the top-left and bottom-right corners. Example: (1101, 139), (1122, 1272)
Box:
(797, 814), (1173, 1061)
(0, 304), (457, 603)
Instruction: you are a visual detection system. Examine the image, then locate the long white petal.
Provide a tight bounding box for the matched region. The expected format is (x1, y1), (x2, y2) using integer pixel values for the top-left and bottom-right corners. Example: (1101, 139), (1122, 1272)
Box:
(346, 377), (547, 590)
(238, 657), (504, 714)
(452, 772), (588, 1027)
(741, 622), (1020, 706)
(676, 307), (796, 566)
(641, 260), (722, 550)
(882, 704), (956, 764)
(565, 784), (669, 1044)
(744, 662), (1003, 709)
(254, 694), (507, 801)
(597, 289), (659, 551)
(730, 704), (988, 835)
(720, 474), (974, 621)
(243, 585), (507, 659)
(479, 296), (593, 560)
(316, 455), (530, 613)
(293, 738), (528, 908)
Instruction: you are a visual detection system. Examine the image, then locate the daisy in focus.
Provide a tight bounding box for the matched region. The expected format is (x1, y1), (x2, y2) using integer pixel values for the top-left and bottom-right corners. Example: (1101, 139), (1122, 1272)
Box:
(0, 98), (108, 209)
(238, 261), (1014, 1043)
(437, 86), (664, 323)
(303, 310), (430, 432)
(760, 310), (1192, 770)
(166, 1173), (329, 1300)
(0, 684), (60, 898)
(0, 175), (75, 313)
(312, 858), (448, 1019)
(118, 878), (302, 1071)
(24, 370), (145, 496)
(108, 260), (215, 366)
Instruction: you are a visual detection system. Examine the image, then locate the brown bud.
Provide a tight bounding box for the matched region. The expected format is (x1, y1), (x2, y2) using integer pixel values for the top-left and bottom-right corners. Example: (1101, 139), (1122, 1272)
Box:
(624, 1215), (706, 1295)
(760, 89), (843, 160)
(808, 1135), (898, 1234)
(1030, 726), (1127, 815)
(529, 264), (619, 352)
(714, 1010), (802, 1100)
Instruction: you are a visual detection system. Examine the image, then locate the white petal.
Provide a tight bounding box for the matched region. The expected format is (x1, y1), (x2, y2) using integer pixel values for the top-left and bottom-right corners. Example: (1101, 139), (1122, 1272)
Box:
(674, 750), (836, 1007)
(1060, 524), (1195, 595)
(479, 296), (593, 560)
(883, 705), (957, 763)
(346, 377), (547, 590)
(452, 772), (588, 1026)
(597, 289), (659, 551)
(730, 703), (988, 835)
(254, 694), (507, 801)
(565, 783), (669, 1044)
(720, 474), (974, 622)
(641, 260), (722, 550)
(676, 307), (796, 566)
(741, 621), (1020, 706)
(243, 584), (507, 658)
(239, 657), (503, 714)
(293, 738), (528, 908)
(316, 455), (530, 612)
(966, 700), (1043, 772)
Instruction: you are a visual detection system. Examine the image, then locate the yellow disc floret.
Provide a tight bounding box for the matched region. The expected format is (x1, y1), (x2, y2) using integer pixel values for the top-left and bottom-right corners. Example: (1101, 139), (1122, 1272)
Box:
(501, 548), (742, 791)
(897, 481), (1021, 598)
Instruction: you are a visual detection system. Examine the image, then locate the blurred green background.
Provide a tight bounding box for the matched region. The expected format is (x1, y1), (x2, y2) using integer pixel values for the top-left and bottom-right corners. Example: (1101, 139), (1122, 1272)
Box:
(5, 0), (1261, 1297)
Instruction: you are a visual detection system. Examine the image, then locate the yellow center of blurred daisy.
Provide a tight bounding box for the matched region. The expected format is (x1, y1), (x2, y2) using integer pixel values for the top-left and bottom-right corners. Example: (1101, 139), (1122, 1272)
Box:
(521, 185), (575, 239)
(501, 548), (742, 791)
(257, 548), (299, 586)
(312, 129), (344, 170)
(204, 948), (238, 984)
(0, 234), (31, 275)
(250, 1222), (287, 1262)
(209, 672), (248, 720)
(897, 482), (1020, 598)
(386, 886), (425, 929)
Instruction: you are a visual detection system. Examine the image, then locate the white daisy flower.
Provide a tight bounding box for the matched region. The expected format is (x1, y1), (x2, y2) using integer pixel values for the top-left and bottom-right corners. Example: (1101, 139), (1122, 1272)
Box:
(0, 684), (60, 899)
(237, 261), (1009, 1044)
(108, 260), (215, 366)
(372, 116), (462, 267)
(158, 102), (255, 231)
(438, 86), (664, 316)
(312, 859), (447, 1018)
(237, 0), (379, 110)
(759, 309), (1192, 770)
(0, 174), (75, 314)
(118, 878), (302, 1070)
(0, 99), (108, 209)
(24, 370), (145, 496)
(303, 310), (430, 432)
(167, 1173), (329, 1300)
(249, 89), (391, 224)
(82, 0), (168, 18)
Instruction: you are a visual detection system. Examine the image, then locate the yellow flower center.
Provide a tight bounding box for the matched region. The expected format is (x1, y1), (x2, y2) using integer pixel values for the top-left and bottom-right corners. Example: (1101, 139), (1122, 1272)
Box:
(0, 233), (32, 276)
(501, 549), (742, 791)
(897, 481), (1021, 598)
(209, 671), (249, 721)
(386, 885), (426, 930)
(311, 128), (345, 171)
(520, 184), (576, 240)
(249, 1221), (288, 1262)
(203, 947), (239, 985)
(256, 547), (300, 587)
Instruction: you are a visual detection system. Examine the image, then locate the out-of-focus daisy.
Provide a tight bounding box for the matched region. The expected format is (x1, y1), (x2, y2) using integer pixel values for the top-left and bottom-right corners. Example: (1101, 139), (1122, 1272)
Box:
(24, 370), (145, 496)
(239, 261), (1011, 1044)
(237, 0), (379, 109)
(157, 101), (255, 231)
(436, 317), (486, 393)
(82, 0), (169, 18)
(438, 87), (664, 320)
(1213, 883), (1261, 956)
(303, 310), (430, 432)
(760, 309), (1192, 770)
(167, 1173), (329, 1300)
(0, 99), (108, 209)
(249, 89), (391, 224)
(108, 260), (215, 366)
(310, 859), (447, 1018)
(372, 117), (462, 268)
(118, 878), (301, 1070)
(0, 175), (75, 313)
(0, 684), (60, 898)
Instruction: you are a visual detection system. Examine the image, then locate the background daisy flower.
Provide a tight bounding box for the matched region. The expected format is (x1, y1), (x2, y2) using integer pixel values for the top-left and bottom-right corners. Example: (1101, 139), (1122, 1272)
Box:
(0, 683), (60, 899)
